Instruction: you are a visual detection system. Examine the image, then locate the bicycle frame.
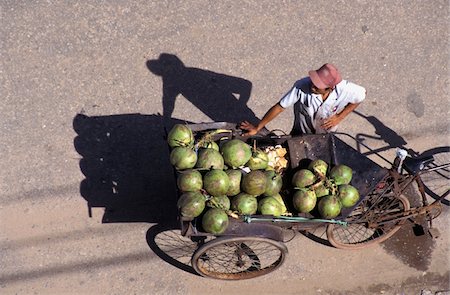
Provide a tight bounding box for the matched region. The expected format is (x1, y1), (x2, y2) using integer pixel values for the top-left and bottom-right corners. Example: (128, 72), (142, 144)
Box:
(369, 154), (450, 228)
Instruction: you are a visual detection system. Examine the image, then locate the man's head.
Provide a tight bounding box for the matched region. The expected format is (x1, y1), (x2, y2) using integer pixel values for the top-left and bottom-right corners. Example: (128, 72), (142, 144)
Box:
(309, 63), (342, 93)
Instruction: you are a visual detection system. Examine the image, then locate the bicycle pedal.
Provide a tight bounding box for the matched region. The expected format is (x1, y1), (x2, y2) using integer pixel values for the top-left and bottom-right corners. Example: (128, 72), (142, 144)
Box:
(428, 228), (440, 239)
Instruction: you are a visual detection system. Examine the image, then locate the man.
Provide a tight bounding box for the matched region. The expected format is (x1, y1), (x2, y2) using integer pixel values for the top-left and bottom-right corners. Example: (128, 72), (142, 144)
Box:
(240, 63), (366, 136)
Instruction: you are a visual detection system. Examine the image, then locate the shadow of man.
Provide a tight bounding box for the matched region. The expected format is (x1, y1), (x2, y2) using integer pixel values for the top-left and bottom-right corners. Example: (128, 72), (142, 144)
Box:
(147, 53), (259, 126)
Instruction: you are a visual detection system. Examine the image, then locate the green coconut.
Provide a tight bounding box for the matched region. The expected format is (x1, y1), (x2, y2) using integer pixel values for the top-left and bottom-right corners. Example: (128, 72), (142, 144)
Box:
(263, 170), (283, 197)
(202, 208), (229, 235)
(177, 191), (206, 219)
(231, 193), (258, 215)
(196, 148), (224, 170)
(338, 184), (360, 208)
(258, 196), (283, 216)
(177, 169), (203, 192)
(293, 189), (317, 213)
(220, 139), (252, 168)
(330, 164), (353, 185)
(318, 195), (342, 219)
(246, 149), (269, 170)
(308, 159), (328, 179)
(225, 169), (242, 196)
(170, 147), (197, 170)
(207, 195), (231, 210)
(203, 169), (230, 197)
(292, 169), (316, 188)
(167, 124), (194, 148)
(241, 170), (267, 196)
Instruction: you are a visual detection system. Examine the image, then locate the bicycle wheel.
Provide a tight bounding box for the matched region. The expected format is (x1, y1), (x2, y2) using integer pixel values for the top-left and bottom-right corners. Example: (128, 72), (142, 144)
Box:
(191, 236), (287, 280)
(419, 146), (450, 205)
(327, 193), (410, 250)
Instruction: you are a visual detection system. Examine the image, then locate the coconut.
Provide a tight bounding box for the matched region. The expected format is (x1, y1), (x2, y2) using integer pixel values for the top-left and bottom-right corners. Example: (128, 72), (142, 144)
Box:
(272, 193), (288, 214)
(177, 191), (206, 219)
(241, 170), (267, 196)
(263, 170), (283, 197)
(246, 149), (269, 170)
(225, 169), (242, 196)
(308, 159), (328, 179)
(293, 189), (317, 213)
(292, 169), (316, 188)
(330, 164), (353, 185)
(167, 124), (194, 148)
(203, 169), (230, 197)
(231, 193), (257, 215)
(318, 195), (342, 219)
(338, 184), (360, 208)
(312, 181), (329, 198)
(177, 169), (203, 192)
(198, 141), (219, 151)
(196, 148), (224, 170)
(207, 195), (231, 210)
(202, 208), (229, 235)
(220, 139), (252, 168)
(170, 147), (197, 170)
(258, 196), (283, 216)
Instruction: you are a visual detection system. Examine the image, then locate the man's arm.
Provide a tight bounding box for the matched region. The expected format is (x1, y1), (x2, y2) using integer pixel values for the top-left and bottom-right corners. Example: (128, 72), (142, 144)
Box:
(240, 103), (285, 136)
(321, 102), (360, 130)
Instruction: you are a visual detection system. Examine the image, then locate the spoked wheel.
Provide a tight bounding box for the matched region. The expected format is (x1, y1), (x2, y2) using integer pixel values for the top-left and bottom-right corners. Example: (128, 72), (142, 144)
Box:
(191, 236), (287, 280)
(419, 146), (450, 206)
(327, 193), (411, 250)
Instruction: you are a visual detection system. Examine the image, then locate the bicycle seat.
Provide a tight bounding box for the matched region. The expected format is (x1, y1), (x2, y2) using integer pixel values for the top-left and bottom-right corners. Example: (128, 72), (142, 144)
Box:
(403, 155), (434, 174)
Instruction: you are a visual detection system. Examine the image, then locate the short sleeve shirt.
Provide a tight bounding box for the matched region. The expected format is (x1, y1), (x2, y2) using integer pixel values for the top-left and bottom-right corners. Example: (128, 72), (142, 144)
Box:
(279, 77), (366, 134)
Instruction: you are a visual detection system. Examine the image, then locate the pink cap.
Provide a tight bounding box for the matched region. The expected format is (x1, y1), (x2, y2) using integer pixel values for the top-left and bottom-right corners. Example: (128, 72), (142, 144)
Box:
(309, 63), (342, 89)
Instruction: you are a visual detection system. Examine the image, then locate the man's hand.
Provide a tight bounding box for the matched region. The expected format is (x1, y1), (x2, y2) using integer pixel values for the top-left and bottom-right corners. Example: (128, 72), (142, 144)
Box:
(239, 120), (259, 136)
(321, 114), (342, 130)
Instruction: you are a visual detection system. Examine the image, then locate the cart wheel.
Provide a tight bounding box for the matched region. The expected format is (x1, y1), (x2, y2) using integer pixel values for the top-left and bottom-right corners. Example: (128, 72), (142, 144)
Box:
(191, 236), (287, 280)
(327, 194), (410, 250)
(419, 146), (450, 206)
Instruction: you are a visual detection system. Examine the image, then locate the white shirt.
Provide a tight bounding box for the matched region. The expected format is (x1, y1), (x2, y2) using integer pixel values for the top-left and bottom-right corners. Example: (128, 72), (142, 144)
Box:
(279, 77), (366, 134)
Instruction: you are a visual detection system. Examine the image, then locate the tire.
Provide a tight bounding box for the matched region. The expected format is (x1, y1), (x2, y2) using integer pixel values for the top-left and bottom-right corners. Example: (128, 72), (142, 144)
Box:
(191, 236), (287, 280)
(419, 146), (450, 206)
(327, 194), (410, 250)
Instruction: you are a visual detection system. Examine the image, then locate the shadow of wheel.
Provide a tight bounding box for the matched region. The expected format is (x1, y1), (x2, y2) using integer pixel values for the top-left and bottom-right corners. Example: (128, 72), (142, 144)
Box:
(146, 224), (212, 276)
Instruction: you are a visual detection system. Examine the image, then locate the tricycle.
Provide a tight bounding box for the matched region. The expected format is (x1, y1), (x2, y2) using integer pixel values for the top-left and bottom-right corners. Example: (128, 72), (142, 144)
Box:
(168, 122), (449, 280)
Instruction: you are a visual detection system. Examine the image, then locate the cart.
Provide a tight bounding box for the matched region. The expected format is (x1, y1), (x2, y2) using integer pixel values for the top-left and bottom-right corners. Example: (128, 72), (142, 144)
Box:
(170, 122), (449, 280)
